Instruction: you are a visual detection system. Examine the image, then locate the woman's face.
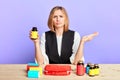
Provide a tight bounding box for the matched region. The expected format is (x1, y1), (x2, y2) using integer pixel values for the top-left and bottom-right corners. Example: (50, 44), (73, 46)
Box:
(52, 10), (65, 29)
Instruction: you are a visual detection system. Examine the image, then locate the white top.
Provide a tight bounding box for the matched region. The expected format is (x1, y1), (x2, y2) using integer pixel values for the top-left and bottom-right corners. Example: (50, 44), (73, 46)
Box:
(40, 31), (84, 64)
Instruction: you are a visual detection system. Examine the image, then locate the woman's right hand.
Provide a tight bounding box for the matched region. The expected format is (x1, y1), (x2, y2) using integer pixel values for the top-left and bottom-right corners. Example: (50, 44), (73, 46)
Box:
(29, 30), (40, 44)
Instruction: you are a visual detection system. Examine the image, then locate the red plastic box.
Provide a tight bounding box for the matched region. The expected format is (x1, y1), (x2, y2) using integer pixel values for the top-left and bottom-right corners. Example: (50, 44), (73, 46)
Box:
(44, 64), (71, 76)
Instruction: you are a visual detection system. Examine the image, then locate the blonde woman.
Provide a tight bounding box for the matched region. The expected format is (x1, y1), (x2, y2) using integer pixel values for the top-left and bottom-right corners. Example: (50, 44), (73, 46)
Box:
(30, 6), (98, 65)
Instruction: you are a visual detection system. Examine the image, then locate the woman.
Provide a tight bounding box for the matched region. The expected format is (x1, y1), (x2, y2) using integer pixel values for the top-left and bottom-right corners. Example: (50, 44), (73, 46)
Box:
(30, 6), (98, 65)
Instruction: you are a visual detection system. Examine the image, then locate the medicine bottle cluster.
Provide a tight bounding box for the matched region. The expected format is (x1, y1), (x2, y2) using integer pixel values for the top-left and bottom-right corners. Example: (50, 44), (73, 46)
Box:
(76, 61), (100, 77)
(88, 63), (100, 77)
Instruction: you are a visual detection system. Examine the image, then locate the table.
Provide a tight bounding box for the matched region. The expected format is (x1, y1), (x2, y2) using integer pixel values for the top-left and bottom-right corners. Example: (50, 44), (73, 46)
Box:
(0, 64), (120, 80)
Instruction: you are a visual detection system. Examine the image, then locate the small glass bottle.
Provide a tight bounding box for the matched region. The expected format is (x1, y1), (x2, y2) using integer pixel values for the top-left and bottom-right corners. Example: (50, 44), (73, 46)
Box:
(89, 64), (95, 77)
(31, 27), (38, 40)
(76, 60), (85, 76)
(86, 63), (91, 74)
(94, 64), (100, 76)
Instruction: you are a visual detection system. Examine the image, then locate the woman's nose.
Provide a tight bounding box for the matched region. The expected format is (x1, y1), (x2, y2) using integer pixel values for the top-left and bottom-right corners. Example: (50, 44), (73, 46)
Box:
(56, 17), (60, 21)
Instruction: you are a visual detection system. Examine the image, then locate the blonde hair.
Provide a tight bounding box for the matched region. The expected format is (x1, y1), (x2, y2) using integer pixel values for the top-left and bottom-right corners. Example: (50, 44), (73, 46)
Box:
(48, 6), (69, 32)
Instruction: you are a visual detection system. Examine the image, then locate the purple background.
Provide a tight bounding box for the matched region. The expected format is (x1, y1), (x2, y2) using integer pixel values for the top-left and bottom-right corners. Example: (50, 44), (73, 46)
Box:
(0, 0), (120, 64)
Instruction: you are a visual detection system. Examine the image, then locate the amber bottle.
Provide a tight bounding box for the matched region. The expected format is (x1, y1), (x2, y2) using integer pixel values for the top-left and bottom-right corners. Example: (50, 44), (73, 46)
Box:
(94, 64), (100, 76)
(76, 60), (85, 76)
(31, 27), (38, 40)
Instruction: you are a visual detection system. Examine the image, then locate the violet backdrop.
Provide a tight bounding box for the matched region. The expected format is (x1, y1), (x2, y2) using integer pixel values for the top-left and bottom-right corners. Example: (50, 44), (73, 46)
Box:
(0, 0), (120, 64)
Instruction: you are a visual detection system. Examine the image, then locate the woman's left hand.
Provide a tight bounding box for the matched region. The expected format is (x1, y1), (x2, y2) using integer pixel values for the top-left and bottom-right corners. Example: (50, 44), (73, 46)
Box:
(81, 32), (99, 43)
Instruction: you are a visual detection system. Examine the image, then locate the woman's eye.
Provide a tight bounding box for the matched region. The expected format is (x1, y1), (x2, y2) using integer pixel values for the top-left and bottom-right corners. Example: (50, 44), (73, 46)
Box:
(60, 15), (63, 18)
(53, 16), (57, 18)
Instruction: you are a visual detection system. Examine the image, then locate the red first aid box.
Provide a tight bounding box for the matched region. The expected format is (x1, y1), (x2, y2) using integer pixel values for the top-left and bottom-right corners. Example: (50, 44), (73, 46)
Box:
(44, 64), (71, 76)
